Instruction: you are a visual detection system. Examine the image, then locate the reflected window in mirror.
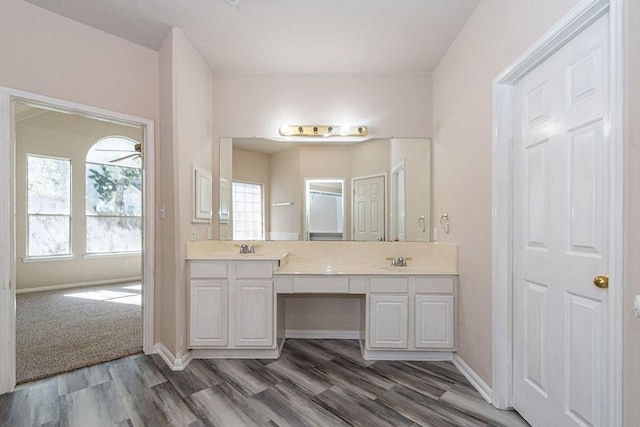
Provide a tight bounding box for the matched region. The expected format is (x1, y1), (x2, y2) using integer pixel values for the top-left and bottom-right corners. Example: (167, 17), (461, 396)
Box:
(232, 181), (265, 240)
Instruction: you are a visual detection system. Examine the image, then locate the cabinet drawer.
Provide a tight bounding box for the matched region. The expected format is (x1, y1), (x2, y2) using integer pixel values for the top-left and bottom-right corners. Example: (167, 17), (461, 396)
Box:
(293, 277), (349, 293)
(415, 277), (454, 294)
(191, 262), (228, 278)
(369, 277), (409, 293)
(274, 276), (294, 293)
(349, 276), (367, 294)
(235, 262), (273, 279)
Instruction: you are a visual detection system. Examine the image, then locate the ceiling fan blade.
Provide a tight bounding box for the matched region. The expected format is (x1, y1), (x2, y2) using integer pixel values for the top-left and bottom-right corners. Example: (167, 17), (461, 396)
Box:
(110, 152), (141, 163)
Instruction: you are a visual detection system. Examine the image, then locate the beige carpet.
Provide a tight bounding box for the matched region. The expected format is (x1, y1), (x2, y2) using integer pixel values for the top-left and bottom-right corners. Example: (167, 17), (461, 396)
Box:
(16, 282), (142, 384)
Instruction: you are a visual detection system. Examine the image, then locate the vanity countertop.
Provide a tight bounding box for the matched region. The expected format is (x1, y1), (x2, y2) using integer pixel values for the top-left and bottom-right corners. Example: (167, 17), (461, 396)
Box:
(274, 262), (456, 276)
(186, 251), (289, 262)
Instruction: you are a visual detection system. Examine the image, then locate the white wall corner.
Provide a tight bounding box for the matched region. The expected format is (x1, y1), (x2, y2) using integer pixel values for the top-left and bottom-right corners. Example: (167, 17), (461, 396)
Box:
(151, 343), (193, 371)
(452, 354), (493, 405)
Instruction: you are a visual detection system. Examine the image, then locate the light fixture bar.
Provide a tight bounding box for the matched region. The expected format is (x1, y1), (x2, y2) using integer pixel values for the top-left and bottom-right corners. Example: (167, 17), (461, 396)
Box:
(279, 124), (367, 138)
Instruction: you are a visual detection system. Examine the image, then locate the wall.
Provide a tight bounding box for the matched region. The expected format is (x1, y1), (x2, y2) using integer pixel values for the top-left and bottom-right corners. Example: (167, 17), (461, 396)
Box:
(0, 0), (158, 122)
(391, 138), (431, 241)
(623, 0), (640, 423)
(15, 111), (142, 290)
(431, 0), (582, 387)
(0, 0), (160, 337)
(212, 73), (432, 141)
(269, 148), (302, 240)
(158, 28), (213, 357)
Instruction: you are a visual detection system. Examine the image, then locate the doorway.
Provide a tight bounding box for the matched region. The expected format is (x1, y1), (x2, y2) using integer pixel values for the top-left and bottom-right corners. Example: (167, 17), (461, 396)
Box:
(304, 178), (345, 241)
(352, 174), (386, 241)
(0, 88), (155, 394)
(492, 0), (623, 425)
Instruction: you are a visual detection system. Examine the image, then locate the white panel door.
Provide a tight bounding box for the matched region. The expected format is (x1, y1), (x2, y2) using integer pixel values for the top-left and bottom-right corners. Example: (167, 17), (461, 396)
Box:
(513, 15), (609, 427)
(353, 175), (385, 241)
(414, 295), (454, 349)
(234, 280), (274, 347)
(189, 279), (228, 347)
(368, 294), (408, 348)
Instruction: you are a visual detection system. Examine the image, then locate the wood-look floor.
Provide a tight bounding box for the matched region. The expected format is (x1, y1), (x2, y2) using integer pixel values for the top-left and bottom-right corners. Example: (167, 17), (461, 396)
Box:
(0, 339), (529, 427)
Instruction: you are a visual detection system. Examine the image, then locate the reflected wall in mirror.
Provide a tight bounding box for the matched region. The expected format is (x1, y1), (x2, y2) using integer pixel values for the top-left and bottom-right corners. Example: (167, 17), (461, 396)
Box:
(219, 137), (431, 242)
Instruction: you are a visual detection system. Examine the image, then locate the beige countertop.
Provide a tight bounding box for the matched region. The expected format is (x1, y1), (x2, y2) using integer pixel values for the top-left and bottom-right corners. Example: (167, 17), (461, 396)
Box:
(186, 251), (288, 262)
(186, 241), (458, 275)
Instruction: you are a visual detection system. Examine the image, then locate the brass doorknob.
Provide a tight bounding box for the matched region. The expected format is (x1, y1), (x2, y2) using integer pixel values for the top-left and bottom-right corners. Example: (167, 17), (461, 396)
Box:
(593, 275), (609, 289)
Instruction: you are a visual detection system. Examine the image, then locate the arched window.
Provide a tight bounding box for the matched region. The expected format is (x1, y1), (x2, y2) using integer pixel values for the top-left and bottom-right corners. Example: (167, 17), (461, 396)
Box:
(85, 137), (142, 254)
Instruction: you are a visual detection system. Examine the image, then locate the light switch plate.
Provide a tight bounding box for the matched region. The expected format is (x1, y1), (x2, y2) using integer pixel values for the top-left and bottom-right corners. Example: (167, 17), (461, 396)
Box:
(190, 227), (196, 241)
(634, 295), (640, 318)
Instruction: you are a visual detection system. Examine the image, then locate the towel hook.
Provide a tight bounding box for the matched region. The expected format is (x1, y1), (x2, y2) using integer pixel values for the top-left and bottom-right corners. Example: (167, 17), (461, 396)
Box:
(440, 213), (451, 234)
(417, 216), (426, 233)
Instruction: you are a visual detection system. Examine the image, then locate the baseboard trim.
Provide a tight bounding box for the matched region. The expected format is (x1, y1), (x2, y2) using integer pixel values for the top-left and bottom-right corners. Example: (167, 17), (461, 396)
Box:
(362, 348), (454, 361)
(191, 347), (280, 359)
(452, 354), (493, 404)
(16, 277), (142, 294)
(151, 343), (193, 371)
(285, 329), (361, 339)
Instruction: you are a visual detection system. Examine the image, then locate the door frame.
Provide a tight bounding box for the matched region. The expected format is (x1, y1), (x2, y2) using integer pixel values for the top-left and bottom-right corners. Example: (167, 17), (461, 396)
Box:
(491, 0), (624, 423)
(0, 87), (155, 394)
(391, 160), (406, 242)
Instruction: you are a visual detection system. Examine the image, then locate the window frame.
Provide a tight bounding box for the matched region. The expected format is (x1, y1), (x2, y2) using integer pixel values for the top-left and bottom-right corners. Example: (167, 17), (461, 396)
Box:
(25, 153), (73, 260)
(85, 137), (142, 255)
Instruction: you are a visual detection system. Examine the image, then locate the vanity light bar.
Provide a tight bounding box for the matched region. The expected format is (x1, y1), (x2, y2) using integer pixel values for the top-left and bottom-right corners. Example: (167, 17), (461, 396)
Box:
(278, 125), (368, 138)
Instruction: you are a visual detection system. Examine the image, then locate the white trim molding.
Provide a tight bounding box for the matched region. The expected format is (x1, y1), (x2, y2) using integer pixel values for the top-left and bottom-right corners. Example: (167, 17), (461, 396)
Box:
(16, 277), (142, 294)
(0, 87), (156, 395)
(492, 1), (623, 424)
(452, 354), (493, 404)
(152, 343), (193, 371)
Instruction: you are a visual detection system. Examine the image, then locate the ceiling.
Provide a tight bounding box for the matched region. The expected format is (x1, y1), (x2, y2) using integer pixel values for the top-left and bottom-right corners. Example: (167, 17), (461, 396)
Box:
(23, 0), (479, 73)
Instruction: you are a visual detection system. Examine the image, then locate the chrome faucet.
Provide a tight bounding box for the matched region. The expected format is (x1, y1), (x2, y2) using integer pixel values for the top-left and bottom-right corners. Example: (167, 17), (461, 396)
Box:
(239, 244), (255, 254)
(390, 256), (408, 267)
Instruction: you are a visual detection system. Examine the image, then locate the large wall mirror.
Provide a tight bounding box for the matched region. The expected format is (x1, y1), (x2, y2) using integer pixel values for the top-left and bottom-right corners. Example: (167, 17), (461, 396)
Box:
(219, 137), (431, 242)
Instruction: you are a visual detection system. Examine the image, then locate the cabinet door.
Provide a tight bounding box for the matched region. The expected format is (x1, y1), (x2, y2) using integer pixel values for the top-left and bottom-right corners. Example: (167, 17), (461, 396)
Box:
(415, 295), (454, 349)
(234, 280), (274, 347)
(189, 279), (228, 347)
(369, 294), (409, 348)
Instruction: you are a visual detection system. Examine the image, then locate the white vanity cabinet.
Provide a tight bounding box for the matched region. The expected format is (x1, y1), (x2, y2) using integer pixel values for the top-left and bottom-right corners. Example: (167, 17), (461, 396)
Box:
(369, 294), (409, 348)
(366, 275), (456, 356)
(189, 262), (229, 347)
(414, 277), (456, 349)
(368, 277), (410, 349)
(189, 260), (277, 352)
(233, 261), (275, 347)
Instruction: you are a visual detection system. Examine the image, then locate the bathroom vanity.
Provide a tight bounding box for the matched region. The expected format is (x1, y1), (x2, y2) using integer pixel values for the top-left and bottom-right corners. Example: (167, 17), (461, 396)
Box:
(187, 241), (458, 361)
